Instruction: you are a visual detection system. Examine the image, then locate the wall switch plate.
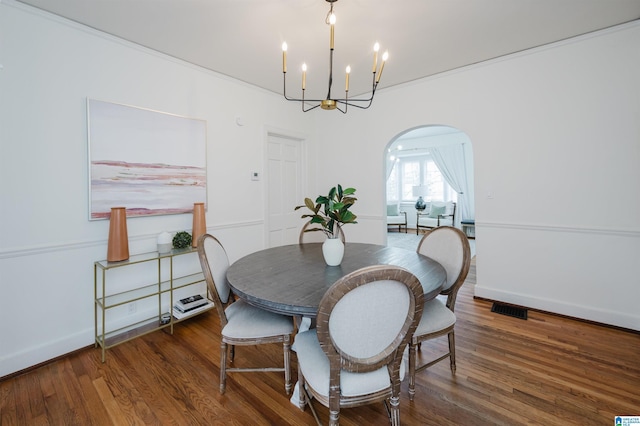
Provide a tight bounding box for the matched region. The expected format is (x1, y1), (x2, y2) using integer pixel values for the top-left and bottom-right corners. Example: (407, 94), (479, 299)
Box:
(251, 172), (260, 181)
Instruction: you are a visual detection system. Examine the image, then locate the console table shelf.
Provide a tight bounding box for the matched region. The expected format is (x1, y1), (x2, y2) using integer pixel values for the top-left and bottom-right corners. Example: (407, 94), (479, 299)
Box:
(94, 247), (213, 362)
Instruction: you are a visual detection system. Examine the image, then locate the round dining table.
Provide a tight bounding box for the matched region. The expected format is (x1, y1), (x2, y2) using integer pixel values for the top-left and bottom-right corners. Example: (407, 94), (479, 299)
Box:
(226, 242), (447, 318)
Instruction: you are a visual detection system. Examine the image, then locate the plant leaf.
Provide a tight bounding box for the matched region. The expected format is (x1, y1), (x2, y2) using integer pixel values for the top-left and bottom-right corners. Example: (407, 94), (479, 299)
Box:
(328, 186), (337, 200)
(304, 198), (316, 210)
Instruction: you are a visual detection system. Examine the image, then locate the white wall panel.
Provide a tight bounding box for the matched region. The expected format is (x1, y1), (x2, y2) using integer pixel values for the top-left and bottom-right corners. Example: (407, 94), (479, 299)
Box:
(0, 2), (312, 377)
(313, 22), (640, 331)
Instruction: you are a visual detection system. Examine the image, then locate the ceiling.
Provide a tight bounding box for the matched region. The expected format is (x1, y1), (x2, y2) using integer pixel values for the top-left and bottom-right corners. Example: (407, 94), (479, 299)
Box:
(17, 0), (640, 99)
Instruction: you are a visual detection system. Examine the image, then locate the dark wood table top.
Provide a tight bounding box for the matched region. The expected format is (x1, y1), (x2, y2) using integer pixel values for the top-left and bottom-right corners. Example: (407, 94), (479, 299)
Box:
(226, 243), (446, 317)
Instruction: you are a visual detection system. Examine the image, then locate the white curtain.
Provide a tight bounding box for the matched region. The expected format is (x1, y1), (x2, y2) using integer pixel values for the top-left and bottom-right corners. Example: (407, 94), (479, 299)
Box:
(386, 157), (397, 181)
(429, 144), (473, 225)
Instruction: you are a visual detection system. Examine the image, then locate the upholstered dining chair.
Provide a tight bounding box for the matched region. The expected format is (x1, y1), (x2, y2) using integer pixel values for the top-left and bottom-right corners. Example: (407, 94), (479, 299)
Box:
(197, 234), (294, 395)
(408, 226), (471, 401)
(295, 265), (424, 426)
(299, 220), (346, 244)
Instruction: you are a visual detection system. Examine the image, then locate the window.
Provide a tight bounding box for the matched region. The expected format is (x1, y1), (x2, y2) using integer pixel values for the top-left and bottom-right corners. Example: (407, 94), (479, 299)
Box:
(387, 154), (457, 203)
(401, 160), (420, 200)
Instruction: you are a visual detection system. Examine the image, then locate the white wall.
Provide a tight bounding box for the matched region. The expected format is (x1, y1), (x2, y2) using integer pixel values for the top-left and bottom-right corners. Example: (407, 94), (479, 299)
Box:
(313, 22), (640, 330)
(0, 2), (313, 377)
(1, 1), (638, 377)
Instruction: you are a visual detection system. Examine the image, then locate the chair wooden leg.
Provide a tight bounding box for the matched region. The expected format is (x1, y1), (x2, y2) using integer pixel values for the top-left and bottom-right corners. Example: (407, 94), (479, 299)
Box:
(408, 342), (417, 401)
(329, 384), (340, 426)
(389, 395), (401, 426)
(329, 411), (339, 426)
(298, 369), (325, 426)
(298, 365), (307, 408)
(220, 341), (227, 394)
(283, 338), (292, 395)
(448, 331), (456, 374)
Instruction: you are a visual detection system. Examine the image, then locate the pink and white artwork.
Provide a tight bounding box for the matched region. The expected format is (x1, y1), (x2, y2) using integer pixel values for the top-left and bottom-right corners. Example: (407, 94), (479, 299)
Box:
(88, 99), (207, 220)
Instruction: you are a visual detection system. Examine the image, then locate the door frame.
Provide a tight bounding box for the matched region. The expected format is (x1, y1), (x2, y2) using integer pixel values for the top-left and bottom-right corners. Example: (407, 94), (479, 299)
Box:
(263, 126), (309, 247)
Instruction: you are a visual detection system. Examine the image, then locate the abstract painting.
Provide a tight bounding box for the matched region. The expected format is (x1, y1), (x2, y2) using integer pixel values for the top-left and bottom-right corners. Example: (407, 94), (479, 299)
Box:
(88, 99), (207, 220)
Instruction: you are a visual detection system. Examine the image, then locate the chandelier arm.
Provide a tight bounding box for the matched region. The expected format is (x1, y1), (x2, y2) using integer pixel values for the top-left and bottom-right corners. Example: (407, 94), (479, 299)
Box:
(336, 100), (373, 110)
(283, 72), (295, 101)
(344, 90), (348, 113)
(302, 103), (322, 112)
(333, 76), (378, 106)
(302, 88), (322, 112)
(284, 72), (336, 103)
(334, 93), (374, 102)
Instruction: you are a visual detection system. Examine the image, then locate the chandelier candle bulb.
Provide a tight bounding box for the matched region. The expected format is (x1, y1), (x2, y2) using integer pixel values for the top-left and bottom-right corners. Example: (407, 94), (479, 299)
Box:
(330, 13), (335, 49)
(372, 42), (379, 73)
(302, 63), (307, 90)
(376, 51), (388, 83)
(345, 66), (350, 91)
(282, 42), (287, 73)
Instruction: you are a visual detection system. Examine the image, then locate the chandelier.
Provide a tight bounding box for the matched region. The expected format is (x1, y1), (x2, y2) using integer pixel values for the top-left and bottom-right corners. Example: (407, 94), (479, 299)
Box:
(281, 0), (388, 113)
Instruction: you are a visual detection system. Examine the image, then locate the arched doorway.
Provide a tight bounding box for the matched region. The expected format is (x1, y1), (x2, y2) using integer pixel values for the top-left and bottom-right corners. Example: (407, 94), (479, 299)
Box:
(384, 125), (474, 238)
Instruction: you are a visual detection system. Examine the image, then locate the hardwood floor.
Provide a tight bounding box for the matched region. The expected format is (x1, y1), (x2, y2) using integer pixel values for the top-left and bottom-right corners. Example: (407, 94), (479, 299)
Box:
(2, 258), (639, 425)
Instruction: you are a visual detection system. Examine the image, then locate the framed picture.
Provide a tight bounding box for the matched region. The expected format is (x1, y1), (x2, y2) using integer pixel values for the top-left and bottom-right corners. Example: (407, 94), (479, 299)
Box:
(87, 99), (207, 220)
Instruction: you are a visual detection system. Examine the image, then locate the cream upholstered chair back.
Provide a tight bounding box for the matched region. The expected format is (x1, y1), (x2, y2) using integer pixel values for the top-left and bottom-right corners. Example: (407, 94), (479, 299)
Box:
(198, 233), (233, 327)
(295, 265), (423, 425)
(318, 266), (423, 373)
(299, 220), (346, 244)
(199, 234), (231, 302)
(416, 226), (471, 304)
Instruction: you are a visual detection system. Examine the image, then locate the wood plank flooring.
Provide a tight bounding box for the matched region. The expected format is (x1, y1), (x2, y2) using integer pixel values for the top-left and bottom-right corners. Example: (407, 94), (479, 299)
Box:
(2, 258), (639, 425)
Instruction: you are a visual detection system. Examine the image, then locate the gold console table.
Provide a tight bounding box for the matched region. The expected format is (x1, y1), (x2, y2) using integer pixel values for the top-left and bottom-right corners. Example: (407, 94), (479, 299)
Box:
(94, 247), (213, 362)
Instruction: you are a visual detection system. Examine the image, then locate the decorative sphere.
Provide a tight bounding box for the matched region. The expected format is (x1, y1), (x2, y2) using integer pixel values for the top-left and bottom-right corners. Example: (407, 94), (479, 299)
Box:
(172, 231), (192, 249)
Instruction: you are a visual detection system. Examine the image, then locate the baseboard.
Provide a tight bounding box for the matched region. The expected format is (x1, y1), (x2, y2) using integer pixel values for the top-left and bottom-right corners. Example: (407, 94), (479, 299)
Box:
(1, 344), (94, 381)
(0, 329), (93, 379)
(474, 286), (640, 332)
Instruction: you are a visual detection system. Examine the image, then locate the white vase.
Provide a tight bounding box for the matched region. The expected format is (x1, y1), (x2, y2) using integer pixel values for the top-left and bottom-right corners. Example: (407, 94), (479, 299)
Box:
(322, 237), (344, 266)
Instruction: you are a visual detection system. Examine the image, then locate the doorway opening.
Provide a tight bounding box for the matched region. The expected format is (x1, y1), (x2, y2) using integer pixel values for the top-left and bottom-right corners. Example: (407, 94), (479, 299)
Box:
(384, 125), (474, 238)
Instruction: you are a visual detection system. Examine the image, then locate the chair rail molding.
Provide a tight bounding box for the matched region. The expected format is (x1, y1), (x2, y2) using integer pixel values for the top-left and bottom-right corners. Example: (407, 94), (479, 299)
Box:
(477, 220), (640, 238)
(0, 219), (265, 260)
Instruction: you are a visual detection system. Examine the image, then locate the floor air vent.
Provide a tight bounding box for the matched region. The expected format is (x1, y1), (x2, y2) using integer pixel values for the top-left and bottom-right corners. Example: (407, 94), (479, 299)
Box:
(491, 303), (528, 320)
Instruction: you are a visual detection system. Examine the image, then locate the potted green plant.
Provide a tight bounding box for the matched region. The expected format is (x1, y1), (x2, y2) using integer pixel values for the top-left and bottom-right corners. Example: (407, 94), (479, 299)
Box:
(295, 185), (357, 265)
(172, 231), (192, 249)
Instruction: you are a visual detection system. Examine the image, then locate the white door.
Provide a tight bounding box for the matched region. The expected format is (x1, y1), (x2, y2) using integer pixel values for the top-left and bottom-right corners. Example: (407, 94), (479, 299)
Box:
(266, 132), (304, 247)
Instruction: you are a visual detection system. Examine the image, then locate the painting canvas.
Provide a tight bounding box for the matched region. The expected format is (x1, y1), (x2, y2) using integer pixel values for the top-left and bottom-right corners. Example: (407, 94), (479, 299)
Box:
(88, 99), (207, 220)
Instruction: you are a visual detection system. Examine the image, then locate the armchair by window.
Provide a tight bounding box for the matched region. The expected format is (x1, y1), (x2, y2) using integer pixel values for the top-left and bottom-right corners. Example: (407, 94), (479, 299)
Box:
(386, 204), (407, 233)
(416, 202), (456, 234)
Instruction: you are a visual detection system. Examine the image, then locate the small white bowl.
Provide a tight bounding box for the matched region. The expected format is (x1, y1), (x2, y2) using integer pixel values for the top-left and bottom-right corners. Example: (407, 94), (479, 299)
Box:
(157, 243), (172, 253)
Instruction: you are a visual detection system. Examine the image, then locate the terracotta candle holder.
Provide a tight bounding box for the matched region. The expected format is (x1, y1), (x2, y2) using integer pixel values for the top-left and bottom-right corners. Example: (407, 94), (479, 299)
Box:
(192, 202), (206, 248)
(107, 207), (129, 261)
